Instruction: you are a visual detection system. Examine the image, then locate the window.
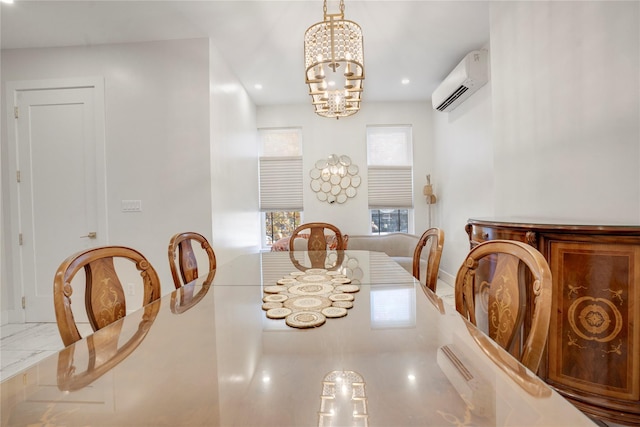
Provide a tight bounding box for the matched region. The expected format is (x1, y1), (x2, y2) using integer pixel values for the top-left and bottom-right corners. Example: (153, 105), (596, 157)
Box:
(366, 126), (413, 234)
(259, 128), (303, 248)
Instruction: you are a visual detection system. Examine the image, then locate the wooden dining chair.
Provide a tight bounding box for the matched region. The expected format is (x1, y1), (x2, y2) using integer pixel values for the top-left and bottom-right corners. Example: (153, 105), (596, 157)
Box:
(454, 240), (552, 373)
(412, 227), (445, 292)
(53, 246), (162, 347)
(288, 222), (345, 251)
(168, 232), (217, 289)
(288, 222), (345, 270)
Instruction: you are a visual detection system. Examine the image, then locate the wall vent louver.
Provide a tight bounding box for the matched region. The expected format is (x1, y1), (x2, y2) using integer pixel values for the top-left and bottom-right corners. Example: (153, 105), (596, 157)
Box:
(432, 50), (488, 112)
(435, 85), (469, 112)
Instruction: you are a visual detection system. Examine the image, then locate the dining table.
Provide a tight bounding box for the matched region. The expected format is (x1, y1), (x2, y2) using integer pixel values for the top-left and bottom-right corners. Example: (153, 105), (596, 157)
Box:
(0, 250), (597, 426)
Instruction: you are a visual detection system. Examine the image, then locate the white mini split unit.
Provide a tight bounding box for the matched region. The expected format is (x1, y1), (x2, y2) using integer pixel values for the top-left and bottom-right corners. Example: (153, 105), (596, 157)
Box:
(432, 50), (488, 112)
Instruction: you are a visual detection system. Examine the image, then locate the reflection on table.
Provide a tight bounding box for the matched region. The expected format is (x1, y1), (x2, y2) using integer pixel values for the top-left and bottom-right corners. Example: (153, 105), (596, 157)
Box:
(0, 251), (595, 426)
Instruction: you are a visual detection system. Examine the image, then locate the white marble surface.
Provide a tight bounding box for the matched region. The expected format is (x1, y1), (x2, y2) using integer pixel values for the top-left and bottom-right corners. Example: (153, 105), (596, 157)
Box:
(0, 281), (622, 426)
(0, 322), (92, 381)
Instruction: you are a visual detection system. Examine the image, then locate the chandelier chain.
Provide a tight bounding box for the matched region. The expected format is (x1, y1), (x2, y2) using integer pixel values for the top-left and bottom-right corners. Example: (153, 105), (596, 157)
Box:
(323, 0), (346, 18)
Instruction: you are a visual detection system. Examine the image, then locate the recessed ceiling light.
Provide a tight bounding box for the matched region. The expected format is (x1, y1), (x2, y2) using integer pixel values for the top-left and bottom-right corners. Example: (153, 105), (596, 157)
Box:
(254, 84), (263, 90)
(401, 78), (410, 85)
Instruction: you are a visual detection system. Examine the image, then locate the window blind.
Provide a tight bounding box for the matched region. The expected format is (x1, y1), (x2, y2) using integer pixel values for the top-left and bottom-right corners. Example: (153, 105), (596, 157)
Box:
(259, 156), (303, 211)
(368, 165), (413, 208)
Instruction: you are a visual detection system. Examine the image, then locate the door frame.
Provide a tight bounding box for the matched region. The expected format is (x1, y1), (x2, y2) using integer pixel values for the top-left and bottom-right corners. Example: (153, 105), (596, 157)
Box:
(5, 77), (108, 323)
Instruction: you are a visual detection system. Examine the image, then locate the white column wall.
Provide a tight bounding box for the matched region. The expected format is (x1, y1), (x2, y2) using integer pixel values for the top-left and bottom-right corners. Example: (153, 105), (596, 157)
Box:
(209, 42), (261, 266)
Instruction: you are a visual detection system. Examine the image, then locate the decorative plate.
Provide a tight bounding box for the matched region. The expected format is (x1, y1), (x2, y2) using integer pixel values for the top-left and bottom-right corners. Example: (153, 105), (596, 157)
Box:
(262, 302), (283, 310)
(321, 307), (348, 318)
(277, 278), (298, 285)
(306, 268), (328, 274)
(284, 296), (332, 311)
(332, 300), (354, 309)
(263, 294), (288, 303)
(331, 277), (351, 284)
(285, 311), (326, 328)
(329, 293), (354, 302)
(335, 284), (360, 293)
(266, 307), (293, 319)
(263, 285), (286, 294)
(288, 283), (335, 296)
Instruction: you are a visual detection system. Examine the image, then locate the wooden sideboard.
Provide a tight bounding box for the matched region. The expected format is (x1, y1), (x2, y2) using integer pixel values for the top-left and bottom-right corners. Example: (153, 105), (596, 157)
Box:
(466, 218), (640, 425)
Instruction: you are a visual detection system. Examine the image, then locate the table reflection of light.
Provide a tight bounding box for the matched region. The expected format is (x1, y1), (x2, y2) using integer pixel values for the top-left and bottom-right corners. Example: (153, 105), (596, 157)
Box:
(370, 285), (416, 328)
(318, 371), (368, 427)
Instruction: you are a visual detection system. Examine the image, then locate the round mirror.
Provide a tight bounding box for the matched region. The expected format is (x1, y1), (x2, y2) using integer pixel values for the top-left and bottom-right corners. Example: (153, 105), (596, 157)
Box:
(327, 194), (336, 204)
(337, 193), (347, 204)
(311, 180), (321, 192)
(321, 181), (331, 193)
(315, 159), (328, 169)
(340, 176), (351, 188)
(330, 174), (341, 185)
(331, 185), (341, 195)
(310, 168), (321, 179)
(351, 175), (361, 187)
(327, 154), (339, 165)
(347, 164), (359, 175)
(317, 192), (328, 202)
(339, 155), (351, 166)
(346, 187), (357, 198)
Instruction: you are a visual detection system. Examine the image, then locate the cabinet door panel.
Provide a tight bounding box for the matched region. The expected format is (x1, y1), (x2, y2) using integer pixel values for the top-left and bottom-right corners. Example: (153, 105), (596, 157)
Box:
(548, 242), (640, 402)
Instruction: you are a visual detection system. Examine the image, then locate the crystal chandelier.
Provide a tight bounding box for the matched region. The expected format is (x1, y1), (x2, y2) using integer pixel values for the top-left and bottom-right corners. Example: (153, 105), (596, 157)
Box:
(304, 0), (365, 119)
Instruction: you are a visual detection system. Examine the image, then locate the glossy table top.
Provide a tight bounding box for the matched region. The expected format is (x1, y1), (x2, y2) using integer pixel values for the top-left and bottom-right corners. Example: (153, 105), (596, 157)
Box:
(1, 251), (596, 426)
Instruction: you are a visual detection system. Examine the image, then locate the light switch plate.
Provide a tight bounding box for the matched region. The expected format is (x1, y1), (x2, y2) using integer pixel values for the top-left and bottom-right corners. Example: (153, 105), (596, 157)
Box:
(121, 199), (142, 212)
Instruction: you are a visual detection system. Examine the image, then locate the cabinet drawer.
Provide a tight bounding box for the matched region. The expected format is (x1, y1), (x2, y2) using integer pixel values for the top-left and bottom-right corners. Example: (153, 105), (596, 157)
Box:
(470, 225), (528, 244)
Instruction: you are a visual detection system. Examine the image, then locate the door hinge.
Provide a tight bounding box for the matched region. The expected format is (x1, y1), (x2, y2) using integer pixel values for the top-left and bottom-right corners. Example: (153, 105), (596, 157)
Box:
(22, 296), (26, 309)
(16, 170), (21, 183)
(18, 233), (23, 245)
(14, 106), (19, 119)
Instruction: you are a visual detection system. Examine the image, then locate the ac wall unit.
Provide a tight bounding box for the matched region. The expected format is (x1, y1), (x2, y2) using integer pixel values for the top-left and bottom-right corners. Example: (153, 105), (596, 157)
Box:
(432, 50), (488, 112)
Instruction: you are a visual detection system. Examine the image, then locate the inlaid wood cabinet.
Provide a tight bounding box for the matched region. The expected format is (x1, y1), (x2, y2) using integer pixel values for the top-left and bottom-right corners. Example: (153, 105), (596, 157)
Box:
(466, 218), (640, 425)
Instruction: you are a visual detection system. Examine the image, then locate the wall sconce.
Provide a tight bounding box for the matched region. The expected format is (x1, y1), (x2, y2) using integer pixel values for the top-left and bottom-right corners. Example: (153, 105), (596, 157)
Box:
(310, 154), (360, 204)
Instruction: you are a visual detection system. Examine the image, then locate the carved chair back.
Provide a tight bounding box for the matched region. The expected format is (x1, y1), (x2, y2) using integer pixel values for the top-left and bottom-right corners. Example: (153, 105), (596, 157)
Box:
(412, 228), (445, 292)
(454, 240), (552, 373)
(53, 246), (161, 347)
(288, 222), (345, 270)
(168, 232), (217, 289)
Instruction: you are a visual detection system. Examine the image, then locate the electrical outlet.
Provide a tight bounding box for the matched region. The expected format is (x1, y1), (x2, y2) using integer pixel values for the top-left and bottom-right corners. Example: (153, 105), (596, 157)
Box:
(127, 284), (135, 296)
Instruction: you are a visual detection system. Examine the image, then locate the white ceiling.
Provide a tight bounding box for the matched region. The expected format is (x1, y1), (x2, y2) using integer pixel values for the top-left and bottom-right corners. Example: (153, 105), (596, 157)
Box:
(0, 1), (490, 106)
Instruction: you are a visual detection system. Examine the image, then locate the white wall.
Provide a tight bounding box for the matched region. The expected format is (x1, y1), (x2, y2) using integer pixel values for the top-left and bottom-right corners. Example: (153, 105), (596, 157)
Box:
(1, 39), (213, 317)
(491, 1), (640, 221)
(209, 43), (261, 265)
(432, 81), (494, 283)
(432, 1), (640, 284)
(257, 101), (434, 237)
